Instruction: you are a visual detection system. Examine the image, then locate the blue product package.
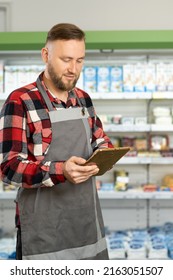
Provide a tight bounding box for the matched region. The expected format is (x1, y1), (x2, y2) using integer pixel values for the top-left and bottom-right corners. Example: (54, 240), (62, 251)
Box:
(123, 64), (134, 92)
(134, 63), (146, 92)
(97, 66), (110, 93)
(110, 66), (123, 92)
(83, 66), (97, 93)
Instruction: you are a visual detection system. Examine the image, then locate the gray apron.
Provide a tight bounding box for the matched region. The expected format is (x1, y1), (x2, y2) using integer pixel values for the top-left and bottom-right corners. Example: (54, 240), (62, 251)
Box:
(17, 78), (109, 260)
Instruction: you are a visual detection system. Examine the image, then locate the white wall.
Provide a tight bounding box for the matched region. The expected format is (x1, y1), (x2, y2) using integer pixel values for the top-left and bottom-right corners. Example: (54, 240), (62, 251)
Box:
(1, 0), (173, 31)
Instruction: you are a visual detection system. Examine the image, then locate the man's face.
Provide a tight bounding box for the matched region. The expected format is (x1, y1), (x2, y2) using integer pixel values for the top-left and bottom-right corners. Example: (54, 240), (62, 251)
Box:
(43, 39), (85, 92)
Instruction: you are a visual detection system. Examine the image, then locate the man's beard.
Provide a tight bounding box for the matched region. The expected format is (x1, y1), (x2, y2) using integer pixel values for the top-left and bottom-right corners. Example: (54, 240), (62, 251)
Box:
(48, 64), (78, 91)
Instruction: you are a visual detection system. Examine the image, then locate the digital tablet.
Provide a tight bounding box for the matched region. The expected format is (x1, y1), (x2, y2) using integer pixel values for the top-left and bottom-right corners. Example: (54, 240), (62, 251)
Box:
(84, 147), (130, 176)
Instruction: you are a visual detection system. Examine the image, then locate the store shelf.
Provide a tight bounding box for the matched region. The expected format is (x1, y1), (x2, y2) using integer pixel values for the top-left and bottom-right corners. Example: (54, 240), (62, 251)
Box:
(0, 93), (10, 100)
(89, 92), (152, 100)
(104, 124), (150, 132)
(103, 124), (173, 133)
(98, 190), (173, 199)
(151, 124), (173, 132)
(118, 157), (173, 164)
(0, 191), (17, 200)
(90, 91), (173, 100)
(1, 190), (173, 200)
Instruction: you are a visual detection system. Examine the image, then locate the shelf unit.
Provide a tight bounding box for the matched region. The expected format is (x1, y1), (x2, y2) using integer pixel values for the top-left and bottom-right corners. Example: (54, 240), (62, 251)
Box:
(1, 31), (173, 258)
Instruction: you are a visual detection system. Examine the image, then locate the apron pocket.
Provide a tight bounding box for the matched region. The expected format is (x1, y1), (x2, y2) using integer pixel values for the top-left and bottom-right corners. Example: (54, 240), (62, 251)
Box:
(21, 206), (97, 256)
(56, 207), (97, 249)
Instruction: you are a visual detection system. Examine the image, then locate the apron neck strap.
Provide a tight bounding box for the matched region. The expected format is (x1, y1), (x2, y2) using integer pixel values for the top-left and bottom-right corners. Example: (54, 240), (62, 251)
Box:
(36, 77), (54, 112)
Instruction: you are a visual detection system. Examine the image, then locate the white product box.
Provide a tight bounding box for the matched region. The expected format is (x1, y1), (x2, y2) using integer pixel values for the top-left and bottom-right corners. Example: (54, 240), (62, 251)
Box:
(83, 66), (97, 93)
(97, 66), (110, 93)
(156, 63), (167, 91)
(29, 65), (44, 81)
(17, 65), (31, 87)
(123, 64), (134, 92)
(135, 117), (147, 125)
(121, 116), (134, 125)
(0, 61), (4, 93)
(134, 63), (146, 92)
(110, 66), (123, 92)
(4, 65), (18, 93)
(145, 63), (156, 92)
(76, 69), (84, 89)
(166, 63), (173, 91)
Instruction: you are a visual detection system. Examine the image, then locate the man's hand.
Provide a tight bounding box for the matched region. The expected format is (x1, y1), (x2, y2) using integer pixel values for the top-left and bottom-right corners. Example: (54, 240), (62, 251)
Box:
(62, 156), (99, 184)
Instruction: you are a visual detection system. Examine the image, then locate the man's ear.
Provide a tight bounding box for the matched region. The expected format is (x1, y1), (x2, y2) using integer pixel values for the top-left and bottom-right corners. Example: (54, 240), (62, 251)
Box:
(41, 47), (48, 63)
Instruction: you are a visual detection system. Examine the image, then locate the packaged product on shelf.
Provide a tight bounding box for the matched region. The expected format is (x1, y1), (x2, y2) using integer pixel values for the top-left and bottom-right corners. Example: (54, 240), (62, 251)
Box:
(160, 149), (173, 157)
(76, 69), (84, 89)
(142, 184), (158, 192)
(0, 180), (3, 192)
(121, 136), (135, 148)
(154, 116), (172, 125)
(122, 64), (134, 92)
(106, 234), (126, 259)
(4, 65), (18, 93)
(145, 63), (156, 92)
(110, 66), (123, 92)
(109, 137), (121, 148)
(83, 66), (97, 93)
(29, 65), (45, 81)
(134, 63), (146, 92)
(0, 234), (16, 260)
(162, 174), (173, 189)
(149, 135), (169, 150)
(148, 232), (168, 259)
(127, 239), (147, 259)
(97, 66), (110, 93)
(98, 114), (112, 124)
(135, 116), (147, 125)
(121, 116), (134, 125)
(3, 182), (17, 192)
(134, 137), (148, 151)
(114, 170), (129, 191)
(100, 182), (114, 191)
(17, 65), (31, 87)
(152, 106), (172, 124)
(166, 63), (173, 91)
(153, 106), (171, 117)
(156, 63), (167, 92)
(126, 229), (148, 259)
(111, 114), (122, 124)
(0, 61), (4, 93)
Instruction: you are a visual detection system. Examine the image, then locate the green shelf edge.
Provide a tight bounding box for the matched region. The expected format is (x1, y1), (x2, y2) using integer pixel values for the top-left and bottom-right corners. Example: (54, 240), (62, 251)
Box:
(0, 30), (173, 51)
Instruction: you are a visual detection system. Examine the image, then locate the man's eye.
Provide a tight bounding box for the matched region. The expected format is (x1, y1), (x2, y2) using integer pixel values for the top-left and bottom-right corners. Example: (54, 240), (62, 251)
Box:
(77, 59), (83, 63)
(62, 58), (70, 62)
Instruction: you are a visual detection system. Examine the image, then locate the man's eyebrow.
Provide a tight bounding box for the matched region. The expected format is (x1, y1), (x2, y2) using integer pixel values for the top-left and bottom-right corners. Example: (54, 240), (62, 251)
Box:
(61, 55), (85, 59)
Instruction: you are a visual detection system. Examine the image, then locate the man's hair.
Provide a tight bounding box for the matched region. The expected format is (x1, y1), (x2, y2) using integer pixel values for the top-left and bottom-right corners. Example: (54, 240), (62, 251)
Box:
(46, 23), (85, 43)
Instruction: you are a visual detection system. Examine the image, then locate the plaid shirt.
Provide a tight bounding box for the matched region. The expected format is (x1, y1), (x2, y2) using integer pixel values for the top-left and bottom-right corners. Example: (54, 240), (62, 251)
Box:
(0, 72), (113, 190)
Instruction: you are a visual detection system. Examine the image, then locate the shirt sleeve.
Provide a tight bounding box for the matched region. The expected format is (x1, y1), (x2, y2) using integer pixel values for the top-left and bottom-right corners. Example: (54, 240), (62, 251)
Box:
(87, 96), (114, 150)
(0, 96), (65, 189)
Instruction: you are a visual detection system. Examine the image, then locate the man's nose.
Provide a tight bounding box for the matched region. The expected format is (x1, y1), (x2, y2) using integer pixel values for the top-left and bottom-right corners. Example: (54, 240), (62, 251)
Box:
(68, 61), (77, 73)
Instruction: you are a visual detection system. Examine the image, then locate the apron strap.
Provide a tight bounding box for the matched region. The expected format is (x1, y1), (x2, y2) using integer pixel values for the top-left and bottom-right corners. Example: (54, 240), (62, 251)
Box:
(36, 77), (54, 111)
(71, 90), (86, 116)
